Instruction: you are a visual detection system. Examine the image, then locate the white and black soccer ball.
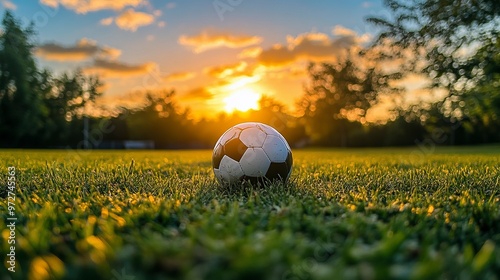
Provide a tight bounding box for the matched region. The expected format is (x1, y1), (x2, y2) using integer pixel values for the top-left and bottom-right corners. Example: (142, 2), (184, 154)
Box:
(212, 122), (293, 185)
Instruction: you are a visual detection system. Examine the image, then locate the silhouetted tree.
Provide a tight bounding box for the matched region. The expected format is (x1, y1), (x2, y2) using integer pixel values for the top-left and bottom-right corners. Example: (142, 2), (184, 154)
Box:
(0, 12), (103, 147)
(299, 59), (400, 146)
(44, 71), (103, 146)
(459, 38), (500, 143)
(368, 0), (500, 144)
(125, 90), (195, 148)
(0, 11), (46, 146)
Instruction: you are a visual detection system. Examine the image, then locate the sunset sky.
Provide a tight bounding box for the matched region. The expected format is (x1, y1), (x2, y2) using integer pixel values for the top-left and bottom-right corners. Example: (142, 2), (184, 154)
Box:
(0, 0), (407, 119)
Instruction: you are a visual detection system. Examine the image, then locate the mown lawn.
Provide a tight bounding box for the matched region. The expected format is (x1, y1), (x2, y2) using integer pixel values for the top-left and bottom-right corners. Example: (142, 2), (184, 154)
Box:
(1, 147), (500, 280)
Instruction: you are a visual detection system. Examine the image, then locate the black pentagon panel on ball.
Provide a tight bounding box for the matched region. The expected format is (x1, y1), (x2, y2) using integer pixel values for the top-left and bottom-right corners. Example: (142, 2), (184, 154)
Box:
(265, 162), (289, 181)
(224, 137), (248, 162)
(212, 144), (224, 169)
(285, 150), (293, 168)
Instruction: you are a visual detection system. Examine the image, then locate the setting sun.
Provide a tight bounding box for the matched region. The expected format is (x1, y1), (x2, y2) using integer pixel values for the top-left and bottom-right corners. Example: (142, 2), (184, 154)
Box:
(223, 88), (261, 113)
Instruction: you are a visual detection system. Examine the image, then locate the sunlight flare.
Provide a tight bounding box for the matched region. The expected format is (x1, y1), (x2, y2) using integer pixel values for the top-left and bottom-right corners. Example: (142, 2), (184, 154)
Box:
(223, 88), (261, 112)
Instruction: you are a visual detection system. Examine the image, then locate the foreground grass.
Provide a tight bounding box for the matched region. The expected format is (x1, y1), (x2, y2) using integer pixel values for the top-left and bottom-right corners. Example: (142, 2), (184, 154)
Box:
(1, 147), (500, 280)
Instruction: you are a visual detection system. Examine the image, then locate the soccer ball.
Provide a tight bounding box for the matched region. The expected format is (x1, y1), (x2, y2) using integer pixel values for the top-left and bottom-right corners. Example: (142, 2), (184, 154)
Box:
(212, 122), (293, 185)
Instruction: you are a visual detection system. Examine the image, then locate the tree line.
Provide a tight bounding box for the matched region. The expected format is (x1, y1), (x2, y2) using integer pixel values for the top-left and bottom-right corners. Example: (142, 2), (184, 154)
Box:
(0, 1), (499, 149)
(0, 12), (101, 148)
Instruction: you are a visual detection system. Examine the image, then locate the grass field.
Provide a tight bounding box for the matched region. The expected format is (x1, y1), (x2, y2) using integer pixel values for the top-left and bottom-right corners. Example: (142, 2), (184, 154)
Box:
(1, 147), (500, 280)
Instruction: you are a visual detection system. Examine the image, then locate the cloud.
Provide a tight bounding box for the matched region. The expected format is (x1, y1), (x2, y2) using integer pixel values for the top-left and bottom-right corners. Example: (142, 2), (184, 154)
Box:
(39, 0), (145, 14)
(164, 71), (196, 82)
(1, 0), (16, 10)
(100, 17), (114, 26)
(166, 2), (176, 9)
(182, 87), (213, 100)
(238, 46), (262, 58)
(332, 25), (372, 43)
(257, 28), (370, 67)
(153, 10), (162, 17)
(178, 29), (262, 53)
(204, 62), (250, 78)
(100, 9), (158, 31)
(115, 9), (155, 31)
(157, 21), (166, 28)
(83, 58), (156, 78)
(260, 64), (307, 79)
(35, 38), (121, 61)
(332, 25), (357, 37)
